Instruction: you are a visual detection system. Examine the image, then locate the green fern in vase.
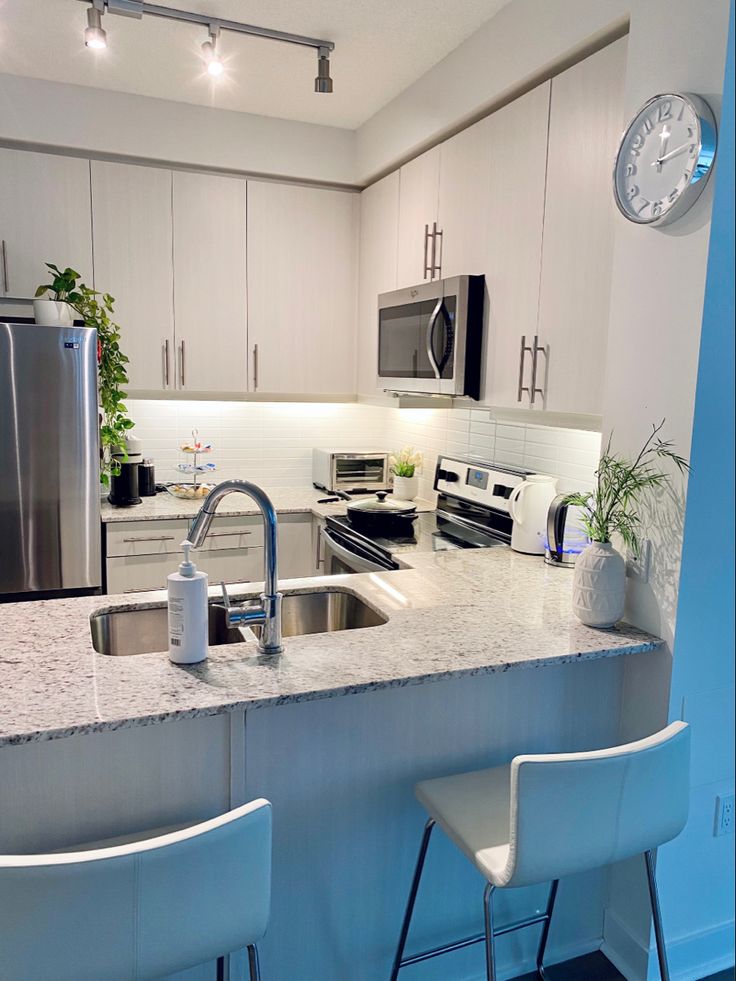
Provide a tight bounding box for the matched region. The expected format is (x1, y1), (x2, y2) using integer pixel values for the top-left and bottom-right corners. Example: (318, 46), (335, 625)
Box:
(564, 421), (689, 558)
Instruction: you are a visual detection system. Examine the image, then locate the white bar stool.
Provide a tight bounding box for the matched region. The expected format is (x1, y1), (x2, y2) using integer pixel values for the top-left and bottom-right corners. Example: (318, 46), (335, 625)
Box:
(0, 798), (272, 981)
(391, 722), (690, 981)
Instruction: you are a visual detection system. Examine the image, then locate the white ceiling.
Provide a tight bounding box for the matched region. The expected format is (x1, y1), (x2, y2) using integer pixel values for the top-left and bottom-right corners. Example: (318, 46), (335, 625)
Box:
(0, 0), (510, 129)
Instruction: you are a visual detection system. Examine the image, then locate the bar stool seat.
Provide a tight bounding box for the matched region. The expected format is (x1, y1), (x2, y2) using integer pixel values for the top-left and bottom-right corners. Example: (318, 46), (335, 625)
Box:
(391, 723), (690, 981)
(416, 764), (512, 885)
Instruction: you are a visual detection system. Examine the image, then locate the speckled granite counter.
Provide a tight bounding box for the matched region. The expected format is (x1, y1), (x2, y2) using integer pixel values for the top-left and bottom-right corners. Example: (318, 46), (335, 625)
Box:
(0, 545), (662, 747)
(101, 485), (334, 522)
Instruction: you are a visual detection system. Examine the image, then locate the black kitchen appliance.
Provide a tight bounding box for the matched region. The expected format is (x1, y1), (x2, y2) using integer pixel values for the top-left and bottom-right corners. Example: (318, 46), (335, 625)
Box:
(108, 437), (142, 507)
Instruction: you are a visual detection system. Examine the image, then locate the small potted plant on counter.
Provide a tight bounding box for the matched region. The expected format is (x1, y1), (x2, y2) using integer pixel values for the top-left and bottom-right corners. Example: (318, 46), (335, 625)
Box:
(390, 447), (422, 501)
(33, 263), (80, 326)
(564, 421), (689, 628)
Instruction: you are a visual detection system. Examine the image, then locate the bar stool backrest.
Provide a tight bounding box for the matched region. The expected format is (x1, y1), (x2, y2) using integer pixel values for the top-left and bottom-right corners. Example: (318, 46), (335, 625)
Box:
(0, 798), (272, 981)
(502, 722), (690, 888)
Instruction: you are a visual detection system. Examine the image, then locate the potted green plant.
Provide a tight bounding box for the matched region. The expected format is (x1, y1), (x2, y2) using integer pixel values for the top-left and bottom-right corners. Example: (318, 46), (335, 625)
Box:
(33, 263), (80, 326)
(390, 446), (422, 501)
(35, 263), (134, 485)
(564, 421), (689, 628)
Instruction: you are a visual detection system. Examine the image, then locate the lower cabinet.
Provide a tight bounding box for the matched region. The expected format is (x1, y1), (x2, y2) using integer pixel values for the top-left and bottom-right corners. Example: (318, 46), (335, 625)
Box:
(104, 513), (314, 594)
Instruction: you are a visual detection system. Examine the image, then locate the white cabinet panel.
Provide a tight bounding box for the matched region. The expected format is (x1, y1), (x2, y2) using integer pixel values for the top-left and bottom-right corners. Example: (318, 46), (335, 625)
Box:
(0, 149), (92, 299)
(537, 38), (627, 414)
(106, 547), (264, 594)
(396, 146), (440, 287)
(484, 82), (551, 409)
(172, 172), (247, 394)
(437, 116), (493, 280)
(91, 161), (174, 393)
(356, 172), (400, 395)
(247, 181), (358, 396)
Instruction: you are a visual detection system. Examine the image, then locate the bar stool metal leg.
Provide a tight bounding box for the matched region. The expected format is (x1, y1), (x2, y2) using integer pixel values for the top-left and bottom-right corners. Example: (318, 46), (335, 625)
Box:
(483, 882), (497, 981)
(645, 850), (671, 981)
(390, 818), (436, 981)
(247, 944), (261, 981)
(216, 955), (226, 981)
(536, 879), (559, 980)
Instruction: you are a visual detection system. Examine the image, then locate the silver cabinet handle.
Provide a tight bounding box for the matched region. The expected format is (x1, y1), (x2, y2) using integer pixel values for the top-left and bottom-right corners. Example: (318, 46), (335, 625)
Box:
(430, 221), (443, 280)
(530, 335), (547, 405)
(163, 339), (170, 387)
(517, 335), (533, 402)
(1, 240), (8, 294)
(252, 343), (259, 391)
(423, 224), (431, 279)
(206, 531), (253, 539)
(315, 523), (324, 569)
(122, 535), (176, 543)
(179, 340), (185, 388)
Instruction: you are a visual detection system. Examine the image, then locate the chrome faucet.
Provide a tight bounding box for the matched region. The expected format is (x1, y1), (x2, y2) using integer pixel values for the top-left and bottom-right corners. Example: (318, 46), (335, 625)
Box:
(188, 479), (283, 655)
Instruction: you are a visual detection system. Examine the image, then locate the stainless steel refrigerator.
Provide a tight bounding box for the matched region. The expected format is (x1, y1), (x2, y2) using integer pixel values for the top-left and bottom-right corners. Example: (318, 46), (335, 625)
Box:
(0, 321), (101, 599)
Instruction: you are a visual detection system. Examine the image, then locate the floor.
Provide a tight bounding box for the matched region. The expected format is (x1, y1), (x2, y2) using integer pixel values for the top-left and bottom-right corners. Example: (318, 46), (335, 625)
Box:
(512, 952), (735, 981)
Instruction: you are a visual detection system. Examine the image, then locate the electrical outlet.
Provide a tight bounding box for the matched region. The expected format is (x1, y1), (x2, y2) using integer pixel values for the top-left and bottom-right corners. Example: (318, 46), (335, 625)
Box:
(627, 539), (651, 583)
(714, 795), (735, 836)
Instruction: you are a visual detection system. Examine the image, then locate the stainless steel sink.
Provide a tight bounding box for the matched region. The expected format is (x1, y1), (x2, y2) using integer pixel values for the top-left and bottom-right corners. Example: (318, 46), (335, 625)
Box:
(90, 589), (387, 656)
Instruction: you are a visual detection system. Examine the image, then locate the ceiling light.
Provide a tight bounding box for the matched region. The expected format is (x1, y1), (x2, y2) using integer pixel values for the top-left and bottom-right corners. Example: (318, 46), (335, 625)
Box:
(202, 26), (224, 77)
(84, 4), (108, 49)
(314, 47), (333, 94)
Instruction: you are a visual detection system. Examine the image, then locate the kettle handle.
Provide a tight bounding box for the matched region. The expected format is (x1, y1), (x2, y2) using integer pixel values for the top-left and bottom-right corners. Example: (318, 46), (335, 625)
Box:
(508, 483), (527, 525)
(547, 494), (569, 562)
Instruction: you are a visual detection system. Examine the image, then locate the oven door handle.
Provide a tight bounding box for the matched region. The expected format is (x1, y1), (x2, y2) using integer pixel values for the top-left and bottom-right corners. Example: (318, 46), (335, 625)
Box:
(435, 507), (500, 538)
(321, 527), (396, 573)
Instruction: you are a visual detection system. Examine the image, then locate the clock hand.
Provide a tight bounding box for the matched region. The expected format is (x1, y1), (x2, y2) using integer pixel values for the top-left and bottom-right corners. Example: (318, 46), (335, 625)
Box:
(655, 124), (671, 172)
(652, 142), (692, 166)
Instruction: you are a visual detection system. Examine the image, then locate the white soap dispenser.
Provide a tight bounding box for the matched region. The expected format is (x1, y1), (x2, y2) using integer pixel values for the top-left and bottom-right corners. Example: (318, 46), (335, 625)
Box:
(167, 540), (208, 664)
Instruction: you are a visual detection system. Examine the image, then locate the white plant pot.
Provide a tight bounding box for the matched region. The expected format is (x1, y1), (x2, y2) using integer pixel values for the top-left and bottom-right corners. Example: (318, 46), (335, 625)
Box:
(571, 541), (626, 628)
(33, 299), (74, 327)
(392, 474), (418, 501)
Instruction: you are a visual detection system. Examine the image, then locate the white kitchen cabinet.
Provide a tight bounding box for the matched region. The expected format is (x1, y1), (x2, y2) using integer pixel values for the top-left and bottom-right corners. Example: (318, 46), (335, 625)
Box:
(0, 149), (93, 299)
(536, 38), (627, 414)
(396, 146), (440, 287)
(356, 172), (400, 395)
(483, 82), (551, 409)
(91, 162), (175, 393)
(172, 171), (247, 394)
(246, 181), (358, 396)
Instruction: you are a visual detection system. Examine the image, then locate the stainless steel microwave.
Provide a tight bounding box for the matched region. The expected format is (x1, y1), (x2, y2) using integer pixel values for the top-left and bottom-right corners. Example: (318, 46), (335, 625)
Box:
(377, 275), (484, 398)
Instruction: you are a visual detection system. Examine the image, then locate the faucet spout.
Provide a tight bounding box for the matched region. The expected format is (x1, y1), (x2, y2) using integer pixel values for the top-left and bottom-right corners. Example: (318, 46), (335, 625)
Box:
(188, 480), (282, 654)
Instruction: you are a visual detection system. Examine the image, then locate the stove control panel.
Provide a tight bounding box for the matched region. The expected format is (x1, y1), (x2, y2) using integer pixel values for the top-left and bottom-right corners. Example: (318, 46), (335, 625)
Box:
(434, 457), (528, 513)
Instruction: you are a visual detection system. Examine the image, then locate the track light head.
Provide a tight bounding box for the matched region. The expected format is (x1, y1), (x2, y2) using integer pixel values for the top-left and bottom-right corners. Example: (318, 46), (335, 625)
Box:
(84, 4), (108, 49)
(202, 26), (224, 77)
(315, 49), (333, 94)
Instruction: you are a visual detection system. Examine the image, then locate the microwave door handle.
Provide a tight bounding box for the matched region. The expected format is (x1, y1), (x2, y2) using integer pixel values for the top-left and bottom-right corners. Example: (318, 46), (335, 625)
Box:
(426, 297), (444, 379)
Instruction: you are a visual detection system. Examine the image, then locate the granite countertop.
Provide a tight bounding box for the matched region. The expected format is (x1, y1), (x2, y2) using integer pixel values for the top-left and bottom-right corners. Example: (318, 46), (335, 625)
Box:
(0, 541), (662, 747)
(101, 486), (338, 522)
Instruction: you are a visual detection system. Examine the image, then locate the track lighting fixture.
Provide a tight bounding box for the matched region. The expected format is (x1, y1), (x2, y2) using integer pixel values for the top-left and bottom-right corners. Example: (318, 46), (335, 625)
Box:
(84, 3), (107, 49)
(314, 48), (333, 94)
(201, 26), (224, 77)
(78, 0), (335, 93)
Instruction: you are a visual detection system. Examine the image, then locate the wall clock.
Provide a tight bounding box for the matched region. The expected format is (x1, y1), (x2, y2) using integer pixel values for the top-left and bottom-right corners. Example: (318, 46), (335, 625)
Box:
(613, 92), (717, 226)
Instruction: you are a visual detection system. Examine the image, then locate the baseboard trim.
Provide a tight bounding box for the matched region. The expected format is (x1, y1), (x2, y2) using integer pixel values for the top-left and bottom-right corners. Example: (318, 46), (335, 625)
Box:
(463, 936), (602, 981)
(603, 908), (735, 980)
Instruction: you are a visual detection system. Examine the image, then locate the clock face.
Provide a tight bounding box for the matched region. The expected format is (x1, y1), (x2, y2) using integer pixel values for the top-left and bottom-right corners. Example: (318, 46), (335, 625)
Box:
(613, 93), (717, 225)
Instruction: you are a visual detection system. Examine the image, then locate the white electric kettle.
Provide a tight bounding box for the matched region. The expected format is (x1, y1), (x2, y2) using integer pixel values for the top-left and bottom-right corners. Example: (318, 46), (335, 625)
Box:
(508, 474), (558, 555)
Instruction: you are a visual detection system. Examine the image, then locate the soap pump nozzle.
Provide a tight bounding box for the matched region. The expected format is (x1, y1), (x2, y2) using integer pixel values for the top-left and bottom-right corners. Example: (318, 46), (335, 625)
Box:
(178, 540), (196, 578)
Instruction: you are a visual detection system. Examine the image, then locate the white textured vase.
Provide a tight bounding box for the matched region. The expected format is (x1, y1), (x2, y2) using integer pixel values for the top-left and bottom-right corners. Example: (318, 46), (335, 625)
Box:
(571, 541), (626, 628)
(393, 474), (418, 501)
(33, 299), (74, 327)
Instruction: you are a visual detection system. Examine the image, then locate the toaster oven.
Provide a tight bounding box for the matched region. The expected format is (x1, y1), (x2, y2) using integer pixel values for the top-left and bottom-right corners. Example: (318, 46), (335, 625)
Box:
(312, 449), (392, 494)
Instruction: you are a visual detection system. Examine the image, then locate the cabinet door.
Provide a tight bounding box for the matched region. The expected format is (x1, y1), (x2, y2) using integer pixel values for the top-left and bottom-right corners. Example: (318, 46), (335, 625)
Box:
(0, 149), (92, 299)
(537, 38), (627, 414)
(396, 146), (440, 287)
(91, 162), (175, 393)
(172, 172), (247, 394)
(247, 181), (358, 395)
(484, 82), (551, 408)
(437, 116), (493, 279)
(356, 172), (400, 395)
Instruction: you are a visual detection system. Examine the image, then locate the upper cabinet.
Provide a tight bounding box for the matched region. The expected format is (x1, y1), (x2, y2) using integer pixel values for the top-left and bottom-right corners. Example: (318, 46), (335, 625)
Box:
(536, 38), (627, 415)
(247, 181), (358, 396)
(172, 171), (248, 394)
(356, 172), (400, 395)
(396, 146), (441, 287)
(91, 162), (175, 394)
(0, 149), (93, 300)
